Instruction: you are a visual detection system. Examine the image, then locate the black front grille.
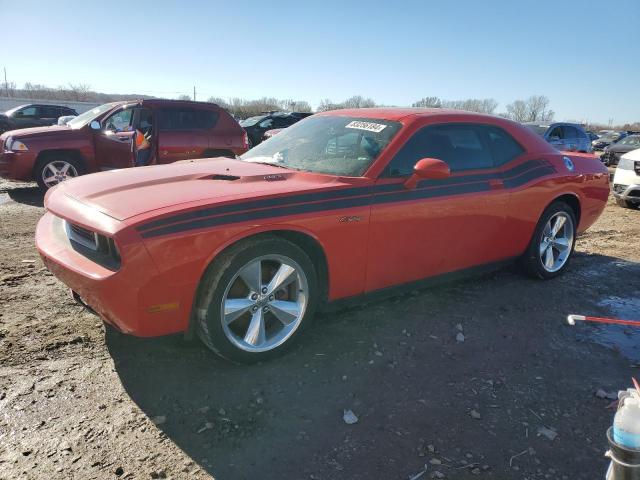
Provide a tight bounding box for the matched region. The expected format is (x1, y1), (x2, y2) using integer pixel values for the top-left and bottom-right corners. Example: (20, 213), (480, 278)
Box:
(613, 184), (629, 195)
(69, 223), (96, 245)
(65, 221), (120, 270)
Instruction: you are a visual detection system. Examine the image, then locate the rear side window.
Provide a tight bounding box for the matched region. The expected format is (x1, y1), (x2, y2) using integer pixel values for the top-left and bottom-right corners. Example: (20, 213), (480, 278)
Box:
(485, 126), (524, 166)
(159, 108), (219, 130)
(40, 106), (60, 118)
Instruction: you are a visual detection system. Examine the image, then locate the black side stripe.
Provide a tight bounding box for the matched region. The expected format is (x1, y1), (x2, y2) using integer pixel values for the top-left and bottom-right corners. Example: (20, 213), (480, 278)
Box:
(139, 160), (557, 238)
(137, 159), (550, 233)
(141, 195), (372, 239)
(137, 185), (373, 232)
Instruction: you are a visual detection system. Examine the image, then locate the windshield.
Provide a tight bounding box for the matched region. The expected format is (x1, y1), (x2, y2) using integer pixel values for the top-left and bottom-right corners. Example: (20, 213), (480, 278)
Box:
(240, 115), (402, 176)
(239, 115), (267, 127)
(619, 136), (640, 146)
(524, 124), (548, 136)
(4, 105), (28, 116)
(66, 103), (118, 129)
(600, 133), (620, 141)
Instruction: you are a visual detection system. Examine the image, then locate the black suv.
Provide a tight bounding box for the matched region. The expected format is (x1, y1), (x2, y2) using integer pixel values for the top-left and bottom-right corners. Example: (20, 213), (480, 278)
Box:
(240, 111), (312, 147)
(0, 104), (78, 134)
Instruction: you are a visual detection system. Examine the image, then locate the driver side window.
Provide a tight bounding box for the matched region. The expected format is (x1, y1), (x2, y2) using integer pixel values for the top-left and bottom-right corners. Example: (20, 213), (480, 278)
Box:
(383, 124), (494, 177)
(548, 126), (563, 140)
(16, 106), (37, 118)
(104, 109), (134, 133)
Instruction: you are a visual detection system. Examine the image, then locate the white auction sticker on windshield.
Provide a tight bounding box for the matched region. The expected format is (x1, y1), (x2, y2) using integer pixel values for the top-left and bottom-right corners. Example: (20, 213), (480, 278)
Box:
(345, 121), (387, 133)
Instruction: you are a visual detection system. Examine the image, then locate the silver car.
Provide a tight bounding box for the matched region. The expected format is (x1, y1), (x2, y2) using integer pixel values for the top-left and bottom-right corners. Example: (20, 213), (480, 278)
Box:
(524, 122), (592, 153)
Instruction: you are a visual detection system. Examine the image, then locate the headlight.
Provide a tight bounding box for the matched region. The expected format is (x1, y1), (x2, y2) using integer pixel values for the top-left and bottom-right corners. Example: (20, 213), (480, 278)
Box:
(618, 157), (634, 170)
(6, 137), (28, 151)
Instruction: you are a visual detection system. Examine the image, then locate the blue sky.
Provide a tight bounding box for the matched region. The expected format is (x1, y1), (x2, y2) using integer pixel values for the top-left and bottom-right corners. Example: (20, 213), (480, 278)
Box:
(2, 0), (639, 124)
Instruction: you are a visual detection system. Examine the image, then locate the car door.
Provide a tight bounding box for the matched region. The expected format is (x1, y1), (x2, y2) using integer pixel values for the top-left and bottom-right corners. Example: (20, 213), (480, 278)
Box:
(365, 122), (513, 292)
(157, 107), (212, 163)
(93, 106), (135, 170)
(546, 126), (566, 150)
(11, 106), (38, 129)
(38, 106), (60, 126)
(562, 126), (579, 151)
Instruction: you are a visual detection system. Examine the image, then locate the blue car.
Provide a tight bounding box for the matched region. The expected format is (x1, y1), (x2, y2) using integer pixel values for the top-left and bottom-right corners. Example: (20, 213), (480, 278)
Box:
(524, 122), (592, 153)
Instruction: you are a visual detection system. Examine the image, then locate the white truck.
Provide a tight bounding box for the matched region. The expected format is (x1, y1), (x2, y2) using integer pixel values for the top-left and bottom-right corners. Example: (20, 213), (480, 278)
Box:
(613, 148), (640, 209)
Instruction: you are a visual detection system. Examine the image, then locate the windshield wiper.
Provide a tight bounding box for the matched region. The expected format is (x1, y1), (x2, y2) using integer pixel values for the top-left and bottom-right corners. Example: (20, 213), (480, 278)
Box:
(250, 161), (301, 171)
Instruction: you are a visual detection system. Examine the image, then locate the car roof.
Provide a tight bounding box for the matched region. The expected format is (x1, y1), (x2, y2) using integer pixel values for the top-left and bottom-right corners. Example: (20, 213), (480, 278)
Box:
(524, 122), (582, 128)
(115, 98), (220, 108)
(316, 107), (519, 124)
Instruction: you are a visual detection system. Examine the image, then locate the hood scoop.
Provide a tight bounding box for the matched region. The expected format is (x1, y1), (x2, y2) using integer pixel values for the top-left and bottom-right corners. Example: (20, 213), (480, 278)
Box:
(210, 174), (240, 181)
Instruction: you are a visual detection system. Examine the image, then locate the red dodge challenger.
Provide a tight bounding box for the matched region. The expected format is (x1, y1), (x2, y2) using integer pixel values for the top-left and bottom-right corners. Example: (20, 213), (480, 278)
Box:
(36, 109), (609, 363)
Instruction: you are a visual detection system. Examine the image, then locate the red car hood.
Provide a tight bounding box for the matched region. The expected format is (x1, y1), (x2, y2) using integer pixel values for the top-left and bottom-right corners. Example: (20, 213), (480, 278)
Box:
(3, 124), (70, 139)
(52, 158), (357, 222)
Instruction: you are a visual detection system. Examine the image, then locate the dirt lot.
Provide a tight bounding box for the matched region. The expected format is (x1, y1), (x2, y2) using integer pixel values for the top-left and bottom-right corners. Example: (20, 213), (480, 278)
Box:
(1, 179), (639, 480)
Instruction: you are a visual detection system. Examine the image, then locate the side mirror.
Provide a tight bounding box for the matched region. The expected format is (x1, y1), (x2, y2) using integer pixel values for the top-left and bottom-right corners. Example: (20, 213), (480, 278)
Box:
(403, 158), (450, 189)
(90, 120), (101, 130)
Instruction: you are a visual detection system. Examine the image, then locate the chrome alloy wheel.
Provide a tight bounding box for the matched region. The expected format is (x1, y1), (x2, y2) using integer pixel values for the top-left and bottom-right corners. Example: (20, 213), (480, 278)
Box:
(220, 255), (308, 353)
(41, 160), (78, 188)
(539, 212), (574, 273)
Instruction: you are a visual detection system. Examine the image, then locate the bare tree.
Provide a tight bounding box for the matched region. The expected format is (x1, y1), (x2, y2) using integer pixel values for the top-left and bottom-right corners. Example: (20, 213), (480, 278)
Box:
(177, 94), (192, 101)
(412, 97), (442, 108)
(207, 96), (229, 108)
(66, 83), (92, 102)
(503, 95), (554, 122)
(525, 95), (554, 122)
(317, 95), (376, 112)
(504, 100), (528, 122)
(440, 98), (498, 114)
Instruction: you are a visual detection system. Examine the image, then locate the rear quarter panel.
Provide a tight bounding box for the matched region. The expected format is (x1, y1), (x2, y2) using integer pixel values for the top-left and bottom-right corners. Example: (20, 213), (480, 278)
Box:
(506, 152), (608, 255)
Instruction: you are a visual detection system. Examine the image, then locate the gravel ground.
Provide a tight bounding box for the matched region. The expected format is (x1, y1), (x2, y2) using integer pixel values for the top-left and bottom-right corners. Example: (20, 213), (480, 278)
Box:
(1, 179), (639, 480)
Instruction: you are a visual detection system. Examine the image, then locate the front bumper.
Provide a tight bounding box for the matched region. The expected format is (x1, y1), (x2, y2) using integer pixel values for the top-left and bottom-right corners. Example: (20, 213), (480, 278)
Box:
(36, 212), (192, 336)
(612, 184), (640, 205)
(0, 150), (37, 181)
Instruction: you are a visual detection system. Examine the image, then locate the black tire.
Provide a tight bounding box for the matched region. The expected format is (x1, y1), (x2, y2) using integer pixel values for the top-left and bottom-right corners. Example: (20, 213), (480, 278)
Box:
(616, 198), (639, 210)
(195, 235), (318, 363)
(35, 154), (85, 190)
(520, 201), (577, 279)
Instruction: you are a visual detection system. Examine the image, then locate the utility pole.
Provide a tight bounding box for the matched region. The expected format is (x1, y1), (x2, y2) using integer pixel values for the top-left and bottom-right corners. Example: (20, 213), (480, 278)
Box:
(193, 86), (196, 101)
(3, 67), (8, 97)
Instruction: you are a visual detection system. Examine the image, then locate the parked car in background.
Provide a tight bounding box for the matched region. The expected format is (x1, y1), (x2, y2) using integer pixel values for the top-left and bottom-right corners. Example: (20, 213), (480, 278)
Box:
(0, 104), (78, 134)
(524, 122), (592, 153)
(36, 108), (609, 363)
(586, 131), (599, 142)
(240, 111), (312, 148)
(601, 135), (640, 166)
(612, 149), (640, 209)
(592, 131), (627, 151)
(57, 115), (77, 126)
(262, 128), (284, 141)
(0, 99), (248, 189)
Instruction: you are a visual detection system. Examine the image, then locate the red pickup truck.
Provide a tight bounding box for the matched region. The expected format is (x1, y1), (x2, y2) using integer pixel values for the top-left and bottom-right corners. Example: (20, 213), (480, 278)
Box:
(0, 99), (248, 189)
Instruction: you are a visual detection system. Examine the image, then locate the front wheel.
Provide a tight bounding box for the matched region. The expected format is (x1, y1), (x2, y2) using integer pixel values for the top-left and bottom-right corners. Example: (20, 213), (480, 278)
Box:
(35, 156), (85, 190)
(196, 236), (318, 363)
(520, 201), (577, 279)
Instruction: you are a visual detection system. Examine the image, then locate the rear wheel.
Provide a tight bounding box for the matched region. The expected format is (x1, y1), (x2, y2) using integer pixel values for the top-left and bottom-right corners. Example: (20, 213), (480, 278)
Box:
(196, 236), (318, 363)
(520, 201), (577, 279)
(35, 155), (85, 190)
